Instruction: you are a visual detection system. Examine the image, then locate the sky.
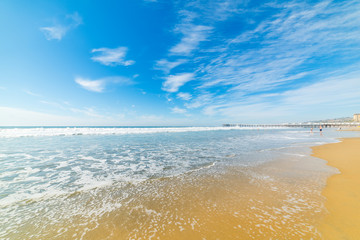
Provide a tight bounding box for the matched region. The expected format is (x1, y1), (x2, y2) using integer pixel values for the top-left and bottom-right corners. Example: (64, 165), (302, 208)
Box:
(1, 0), (360, 126)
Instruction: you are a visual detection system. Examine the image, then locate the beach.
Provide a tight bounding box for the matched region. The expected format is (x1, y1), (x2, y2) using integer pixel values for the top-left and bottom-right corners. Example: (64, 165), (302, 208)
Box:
(338, 127), (360, 131)
(1, 127), (360, 239)
(3, 0), (360, 239)
(312, 138), (360, 239)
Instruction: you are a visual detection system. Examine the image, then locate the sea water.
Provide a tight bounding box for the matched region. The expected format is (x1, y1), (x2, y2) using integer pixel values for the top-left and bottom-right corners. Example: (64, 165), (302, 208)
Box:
(0, 127), (359, 239)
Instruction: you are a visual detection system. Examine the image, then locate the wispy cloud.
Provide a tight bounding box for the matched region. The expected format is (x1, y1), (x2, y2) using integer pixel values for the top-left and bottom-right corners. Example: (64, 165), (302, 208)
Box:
(75, 76), (133, 92)
(40, 26), (68, 41)
(75, 78), (106, 92)
(162, 73), (194, 93)
(69, 107), (103, 118)
(281, 73), (360, 108)
(39, 99), (106, 118)
(197, 0), (360, 93)
(202, 71), (360, 122)
(155, 59), (188, 74)
(23, 90), (42, 97)
(91, 47), (135, 66)
(170, 24), (213, 56)
(177, 92), (192, 101)
(40, 12), (82, 40)
(185, 92), (214, 109)
(40, 100), (67, 110)
(171, 107), (187, 114)
(155, 0), (360, 121)
(168, 1), (244, 56)
(157, 1), (242, 96)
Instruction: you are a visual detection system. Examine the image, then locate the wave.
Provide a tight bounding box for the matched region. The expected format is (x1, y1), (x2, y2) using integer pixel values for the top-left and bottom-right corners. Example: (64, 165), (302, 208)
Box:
(0, 126), (284, 138)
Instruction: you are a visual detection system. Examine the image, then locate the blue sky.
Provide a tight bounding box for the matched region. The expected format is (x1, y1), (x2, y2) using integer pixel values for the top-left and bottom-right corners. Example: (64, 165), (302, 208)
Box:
(1, 0), (360, 126)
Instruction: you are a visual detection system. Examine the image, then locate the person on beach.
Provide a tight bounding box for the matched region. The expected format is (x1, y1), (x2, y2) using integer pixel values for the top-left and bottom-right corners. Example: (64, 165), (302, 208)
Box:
(319, 125), (322, 135)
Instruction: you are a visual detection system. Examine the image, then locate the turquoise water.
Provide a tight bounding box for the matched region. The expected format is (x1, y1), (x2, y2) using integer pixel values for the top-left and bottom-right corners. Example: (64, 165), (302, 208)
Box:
(1, 127), (359, 239)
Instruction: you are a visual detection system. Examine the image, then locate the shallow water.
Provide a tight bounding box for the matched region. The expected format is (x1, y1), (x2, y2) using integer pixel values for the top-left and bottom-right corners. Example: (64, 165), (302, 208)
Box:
(1, 127), (359, 239)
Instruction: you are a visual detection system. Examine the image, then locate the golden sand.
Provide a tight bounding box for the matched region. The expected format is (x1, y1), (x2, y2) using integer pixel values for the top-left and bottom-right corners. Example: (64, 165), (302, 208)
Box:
(5, 145), (338, 239)
(312, 138), (360, 239)
(10, 155), (331, 240)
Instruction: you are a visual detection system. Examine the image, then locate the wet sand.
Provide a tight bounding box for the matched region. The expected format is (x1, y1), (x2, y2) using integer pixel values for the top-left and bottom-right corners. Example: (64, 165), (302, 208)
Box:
(6, 151), (334, 240)
(312, 138), (360, 239)
(337, 127), (360, 131)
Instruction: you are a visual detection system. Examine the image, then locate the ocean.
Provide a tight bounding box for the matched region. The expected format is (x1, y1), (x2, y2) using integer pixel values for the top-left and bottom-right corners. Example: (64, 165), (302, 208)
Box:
(1, 127), (359, 239)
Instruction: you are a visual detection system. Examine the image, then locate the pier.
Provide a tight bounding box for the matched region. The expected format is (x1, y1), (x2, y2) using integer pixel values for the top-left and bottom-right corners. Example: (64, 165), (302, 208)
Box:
(223, 122), (360, 128)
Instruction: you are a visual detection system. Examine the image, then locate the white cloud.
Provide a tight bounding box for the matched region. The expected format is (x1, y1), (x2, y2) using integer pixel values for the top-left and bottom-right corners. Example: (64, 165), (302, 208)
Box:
(171, 107), (187, 114)
(40, 12), (82, 40)
(165, 0), (243, 57)
(185, 93), (214, 109)
(201, 72), (360, 122)
(107, 76), (134, 85)
(198, 0), (360, 94)
(166, 95), (173, 102)
(162, 73), (194, 92)
(177, 92), (192, 100)
(161, 0), (360, 123)
(75, 77), (106, 92)
(75, 76), (134, 92)
(69, 107), (103, 118)
(170, 24), (212, 56)
(40, 100), (66, 110)
(40, 26), (68, 41)
(281, 74), (360, 107)
(91, 47), (135, 66)
(155, 59), (188, 73)
(155, 2), (235, 95)
(40, 100), (109, 118)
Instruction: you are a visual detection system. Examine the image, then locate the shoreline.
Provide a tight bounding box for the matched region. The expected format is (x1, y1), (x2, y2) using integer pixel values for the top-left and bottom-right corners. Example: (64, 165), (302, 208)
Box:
(312, 138), (360, 239)
(2, 129), (352, 239)
(337, 127), (360, 131)
(2, 143), (331, 239)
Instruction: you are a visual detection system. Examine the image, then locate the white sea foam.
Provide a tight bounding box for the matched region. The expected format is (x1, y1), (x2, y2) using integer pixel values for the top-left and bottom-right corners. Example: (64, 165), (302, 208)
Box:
(0, 127), (352, 239)
(0, 126), (286, 138)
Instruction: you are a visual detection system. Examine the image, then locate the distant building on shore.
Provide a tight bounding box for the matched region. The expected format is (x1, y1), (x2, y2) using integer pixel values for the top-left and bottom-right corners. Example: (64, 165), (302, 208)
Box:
(354, 114), (360, 122)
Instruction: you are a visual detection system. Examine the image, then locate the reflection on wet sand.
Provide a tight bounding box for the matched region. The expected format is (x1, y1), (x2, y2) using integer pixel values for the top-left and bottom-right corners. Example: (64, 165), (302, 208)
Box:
(8, 152), (334, 240)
